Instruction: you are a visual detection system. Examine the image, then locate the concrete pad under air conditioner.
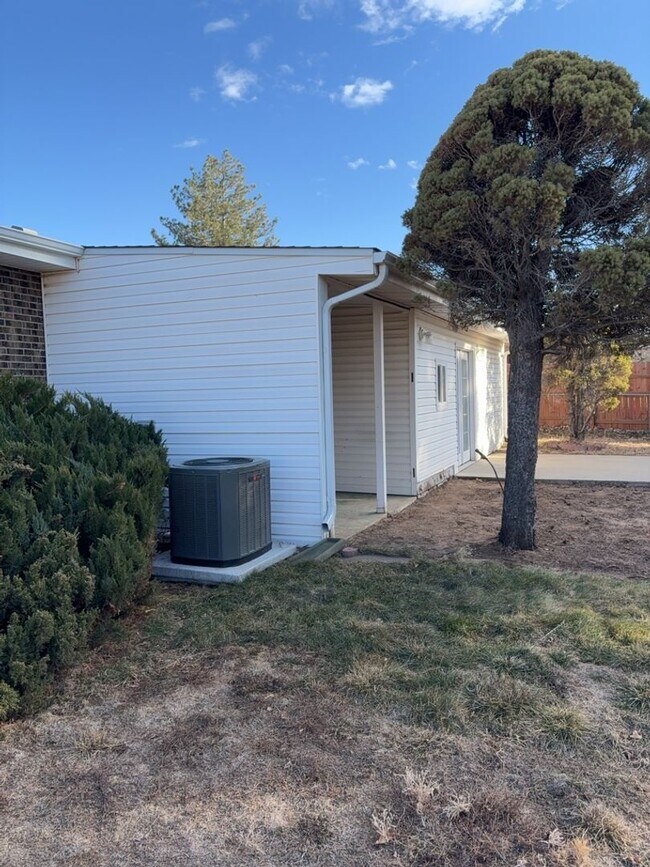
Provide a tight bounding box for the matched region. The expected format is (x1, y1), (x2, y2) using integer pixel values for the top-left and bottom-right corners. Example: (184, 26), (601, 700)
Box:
(152, 542), (297, 585)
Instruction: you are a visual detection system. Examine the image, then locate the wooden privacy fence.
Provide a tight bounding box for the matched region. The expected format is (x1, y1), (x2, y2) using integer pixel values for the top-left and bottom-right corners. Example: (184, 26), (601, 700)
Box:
(540, 361), (650, 432)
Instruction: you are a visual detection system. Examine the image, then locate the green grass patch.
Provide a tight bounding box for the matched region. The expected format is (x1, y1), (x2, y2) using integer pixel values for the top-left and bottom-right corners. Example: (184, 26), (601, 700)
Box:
(539, 705), (590, 744)
(145, 558), (650, 733)
(618, 676), (650, 714)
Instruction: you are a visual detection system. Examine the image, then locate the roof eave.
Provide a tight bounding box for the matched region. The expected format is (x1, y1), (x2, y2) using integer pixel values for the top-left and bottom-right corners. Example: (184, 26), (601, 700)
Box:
(381, 253), (508, 345)
(0, 226), (83, 272)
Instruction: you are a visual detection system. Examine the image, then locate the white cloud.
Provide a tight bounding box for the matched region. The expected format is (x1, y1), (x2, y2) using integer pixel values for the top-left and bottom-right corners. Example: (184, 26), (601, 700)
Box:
(379, 158), (397, 170)
(298, 0), (335, 20)
(372, 31), (412, 45)
(215, 65), (258, 102)
(189, 86), (206, 102)
(407, 159), (421, 170)
(278, 63), (295, 75)
(174, 138), (205, 149)
(289, 76), (327, 96)
(204, 17), (237, 33)
(303, 50), (329, 67)
(347, 157), (370, 169)
(360, 0), (405, 32)
(248, 36), (272, 61)
(410, 177), (418, 189)
(359, 0), (526, 33)
(339, 77), (393, 108)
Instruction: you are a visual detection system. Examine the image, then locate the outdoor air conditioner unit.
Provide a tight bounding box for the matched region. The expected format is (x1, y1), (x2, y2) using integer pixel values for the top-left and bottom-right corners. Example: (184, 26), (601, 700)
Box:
(169, 457), (272, 567)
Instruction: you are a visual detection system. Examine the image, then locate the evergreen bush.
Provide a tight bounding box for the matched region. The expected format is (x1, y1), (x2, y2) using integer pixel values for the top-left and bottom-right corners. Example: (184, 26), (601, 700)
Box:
(0, 375), (167, 718)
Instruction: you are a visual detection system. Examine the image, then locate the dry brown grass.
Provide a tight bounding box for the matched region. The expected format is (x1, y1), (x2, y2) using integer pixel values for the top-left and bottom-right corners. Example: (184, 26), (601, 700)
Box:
(352, 479), (650, 578)
(578, 802), (635, 853)
(0, 557), (648, 866)
(538, 429), (650, 456)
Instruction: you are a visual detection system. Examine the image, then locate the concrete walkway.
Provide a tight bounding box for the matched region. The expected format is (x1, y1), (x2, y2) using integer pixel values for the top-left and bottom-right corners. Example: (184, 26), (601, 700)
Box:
(335, 493), (415, 539)
(457, 452), (650, 484)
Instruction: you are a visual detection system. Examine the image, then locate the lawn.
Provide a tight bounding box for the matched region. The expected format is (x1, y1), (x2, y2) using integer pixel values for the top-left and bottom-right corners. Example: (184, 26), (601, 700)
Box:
(538, 430), (650, 456)
(1, 557), (648, 866)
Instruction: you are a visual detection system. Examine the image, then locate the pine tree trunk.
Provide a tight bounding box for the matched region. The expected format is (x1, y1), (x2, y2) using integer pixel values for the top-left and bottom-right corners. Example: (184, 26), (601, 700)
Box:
(499, 320), (544, 550)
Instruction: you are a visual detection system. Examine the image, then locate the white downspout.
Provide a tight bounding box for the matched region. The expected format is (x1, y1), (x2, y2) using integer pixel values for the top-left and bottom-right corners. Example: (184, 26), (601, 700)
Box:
(320, 254), (389, 533)
(373, 299), (387, 513)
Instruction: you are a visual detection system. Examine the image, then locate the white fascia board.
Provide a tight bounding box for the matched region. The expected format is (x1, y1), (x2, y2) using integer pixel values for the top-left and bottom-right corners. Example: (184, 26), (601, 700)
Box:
(0, 226), (83, 272)
(85, 245), (381, 259)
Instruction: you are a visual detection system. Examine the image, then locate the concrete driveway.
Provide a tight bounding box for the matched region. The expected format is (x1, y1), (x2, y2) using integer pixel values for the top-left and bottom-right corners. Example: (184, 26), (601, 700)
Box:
(458, 452), (650, 484)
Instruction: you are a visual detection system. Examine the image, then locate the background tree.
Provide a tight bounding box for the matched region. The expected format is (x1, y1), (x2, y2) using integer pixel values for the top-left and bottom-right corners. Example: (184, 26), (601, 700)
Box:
(546, 344), (633, 439)
(403, 50), (650, 549)
(152, 150), (279, 247)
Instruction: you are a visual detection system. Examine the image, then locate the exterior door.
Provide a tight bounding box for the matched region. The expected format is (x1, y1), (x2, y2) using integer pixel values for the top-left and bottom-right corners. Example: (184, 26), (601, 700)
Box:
(457, 350), (472, 464)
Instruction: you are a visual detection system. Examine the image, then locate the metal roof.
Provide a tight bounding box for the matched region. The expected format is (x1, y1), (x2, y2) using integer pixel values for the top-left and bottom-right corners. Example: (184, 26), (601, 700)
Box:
(84, 244), (384, 251)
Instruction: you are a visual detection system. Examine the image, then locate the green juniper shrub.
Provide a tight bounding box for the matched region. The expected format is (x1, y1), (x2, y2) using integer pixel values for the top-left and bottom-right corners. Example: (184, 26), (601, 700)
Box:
(0, 375), (167, 717)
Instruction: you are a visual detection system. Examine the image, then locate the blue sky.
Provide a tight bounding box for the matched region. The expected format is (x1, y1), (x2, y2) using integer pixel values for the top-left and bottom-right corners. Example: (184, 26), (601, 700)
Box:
(1, 0), (648, 252)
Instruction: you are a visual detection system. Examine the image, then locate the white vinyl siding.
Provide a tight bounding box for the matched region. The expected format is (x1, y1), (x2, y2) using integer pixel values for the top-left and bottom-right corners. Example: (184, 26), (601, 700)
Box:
(332, 304), (413, 496)
(414, 312), (507, 487)
(42, 246), (507, 540)
(414, 315), (458, 485)
(43, 247), (377, 545)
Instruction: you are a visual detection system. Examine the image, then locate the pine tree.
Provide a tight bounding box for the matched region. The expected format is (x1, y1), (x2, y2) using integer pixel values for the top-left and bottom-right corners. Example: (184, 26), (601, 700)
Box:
(152, 150), (279, 247)
(403, 50), (650, 549)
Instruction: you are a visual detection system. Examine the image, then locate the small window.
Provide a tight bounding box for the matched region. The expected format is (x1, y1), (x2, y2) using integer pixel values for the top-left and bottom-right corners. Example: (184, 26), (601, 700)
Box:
(437, 364), (447, 405)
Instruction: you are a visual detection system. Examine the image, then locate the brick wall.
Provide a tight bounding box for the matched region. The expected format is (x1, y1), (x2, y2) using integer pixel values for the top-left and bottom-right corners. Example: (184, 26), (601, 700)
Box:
(0, 267), (47, 379)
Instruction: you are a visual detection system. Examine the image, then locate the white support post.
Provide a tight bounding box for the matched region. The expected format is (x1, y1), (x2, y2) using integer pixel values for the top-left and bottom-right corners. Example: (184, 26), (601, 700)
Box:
(373, 300), (387, 514)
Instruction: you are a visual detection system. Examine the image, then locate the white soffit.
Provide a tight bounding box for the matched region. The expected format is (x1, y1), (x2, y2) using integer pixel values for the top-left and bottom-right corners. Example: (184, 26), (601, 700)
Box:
(0, 225), (83, 272)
